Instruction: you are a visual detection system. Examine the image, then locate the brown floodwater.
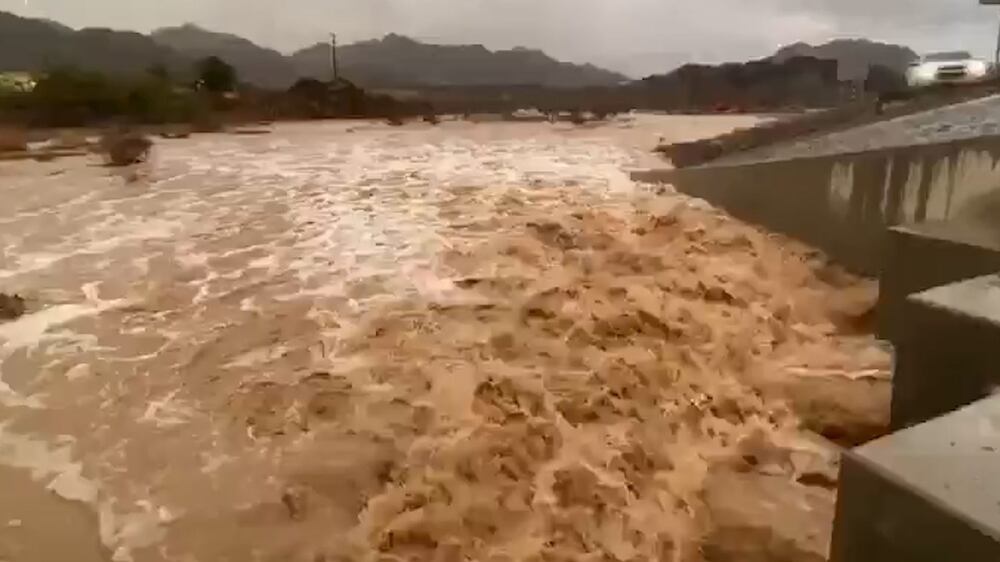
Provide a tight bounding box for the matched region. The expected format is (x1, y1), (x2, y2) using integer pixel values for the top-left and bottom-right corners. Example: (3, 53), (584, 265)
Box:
(0, 116), (888, 562)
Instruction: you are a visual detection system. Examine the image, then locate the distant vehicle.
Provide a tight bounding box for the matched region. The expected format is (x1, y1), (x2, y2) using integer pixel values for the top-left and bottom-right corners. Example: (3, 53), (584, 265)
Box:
(906, 51), (990, 88)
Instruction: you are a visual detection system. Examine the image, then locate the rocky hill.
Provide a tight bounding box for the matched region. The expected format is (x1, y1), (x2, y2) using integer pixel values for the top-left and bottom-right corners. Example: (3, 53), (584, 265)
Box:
(772, 39), (917, 81)
(291, 33), (628, 88)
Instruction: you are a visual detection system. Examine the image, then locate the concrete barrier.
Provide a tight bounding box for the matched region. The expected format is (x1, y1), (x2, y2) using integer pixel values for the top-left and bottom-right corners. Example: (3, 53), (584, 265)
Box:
(878, 220), (1000, 339)
(831, 394), (1000, 562)
(889, 274), (1000, 429)
(633, 135), (1000, 275)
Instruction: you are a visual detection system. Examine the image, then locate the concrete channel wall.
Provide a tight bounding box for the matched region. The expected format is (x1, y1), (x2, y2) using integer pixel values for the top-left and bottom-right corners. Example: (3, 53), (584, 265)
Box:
(632, 134), (1000, 275)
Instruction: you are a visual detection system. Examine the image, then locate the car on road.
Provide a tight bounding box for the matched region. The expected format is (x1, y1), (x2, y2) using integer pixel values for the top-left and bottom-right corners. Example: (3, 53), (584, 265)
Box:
(906, 51), (991, 88)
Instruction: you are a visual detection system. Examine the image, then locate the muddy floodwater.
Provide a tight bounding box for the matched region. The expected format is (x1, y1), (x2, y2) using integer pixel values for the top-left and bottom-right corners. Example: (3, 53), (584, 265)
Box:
(0, 116), (889, 562)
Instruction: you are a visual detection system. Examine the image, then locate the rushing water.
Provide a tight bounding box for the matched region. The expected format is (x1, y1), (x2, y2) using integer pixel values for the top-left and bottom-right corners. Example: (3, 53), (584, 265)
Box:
(0, 116), (887, 562)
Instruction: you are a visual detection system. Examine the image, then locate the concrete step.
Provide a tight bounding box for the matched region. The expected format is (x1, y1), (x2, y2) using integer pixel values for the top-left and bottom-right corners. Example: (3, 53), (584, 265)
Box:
(878, 220), (1000, 340)
(831, 394), (1000, 562)
(891, 273), (1000, 429)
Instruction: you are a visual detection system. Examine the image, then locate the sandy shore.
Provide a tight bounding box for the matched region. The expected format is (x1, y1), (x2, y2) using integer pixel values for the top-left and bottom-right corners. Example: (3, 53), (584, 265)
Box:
(0, 115), (888, 562)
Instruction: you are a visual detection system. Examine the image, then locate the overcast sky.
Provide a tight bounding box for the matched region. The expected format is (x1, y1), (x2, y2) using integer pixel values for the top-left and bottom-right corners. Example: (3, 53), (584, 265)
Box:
(2, 0), (996, 77)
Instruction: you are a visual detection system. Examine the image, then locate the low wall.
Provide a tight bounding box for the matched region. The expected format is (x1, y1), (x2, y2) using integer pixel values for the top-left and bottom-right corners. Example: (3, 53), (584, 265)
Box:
(633, 135), (1000, 275)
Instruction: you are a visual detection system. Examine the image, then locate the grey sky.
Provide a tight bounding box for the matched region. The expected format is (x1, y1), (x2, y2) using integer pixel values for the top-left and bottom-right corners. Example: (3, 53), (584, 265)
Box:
(1, 0), (996, 77)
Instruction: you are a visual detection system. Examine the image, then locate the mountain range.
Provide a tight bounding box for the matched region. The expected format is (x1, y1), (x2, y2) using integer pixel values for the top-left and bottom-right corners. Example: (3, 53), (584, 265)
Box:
(772, 39), (918, 81)
(0, 11), (627, 89)
(1, 10), (919, 91)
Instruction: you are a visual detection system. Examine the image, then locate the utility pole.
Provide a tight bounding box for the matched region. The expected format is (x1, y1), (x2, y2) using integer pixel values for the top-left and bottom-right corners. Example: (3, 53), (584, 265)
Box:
(981, 1), (1000, 69)
(329, 33), (339, 83)
(995, 11), (1000, 68)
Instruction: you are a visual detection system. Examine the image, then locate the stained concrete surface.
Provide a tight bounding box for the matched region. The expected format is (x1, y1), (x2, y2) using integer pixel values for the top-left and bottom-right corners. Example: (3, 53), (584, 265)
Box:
(831, 394), (1000, 562)
(633, 134), (1000, 275)
(891, 274), (1000, 429)
(878, 219), (1000, 339)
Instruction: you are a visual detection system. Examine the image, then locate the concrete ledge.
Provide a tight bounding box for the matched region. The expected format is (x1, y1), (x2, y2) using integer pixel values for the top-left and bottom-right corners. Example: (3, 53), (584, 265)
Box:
(633, 134), (1000, 275)
(831, 395), (1000, 562)
(891, 274), (1000, 429)
(878, 220), (1000, 339)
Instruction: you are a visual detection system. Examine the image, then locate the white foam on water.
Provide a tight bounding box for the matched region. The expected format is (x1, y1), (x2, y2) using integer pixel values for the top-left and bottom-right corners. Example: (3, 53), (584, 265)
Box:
(0, 304), (101, 352)
(139, 390), (194, 428)
(0, 423), (98, 504)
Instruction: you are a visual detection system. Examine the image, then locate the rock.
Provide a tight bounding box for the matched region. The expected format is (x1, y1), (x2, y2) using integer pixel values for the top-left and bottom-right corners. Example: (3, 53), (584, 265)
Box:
(281, 485), (309, 521)
(701, 469), (834, 562)
(0, 293), (26, 320)
(0, 127), (28, 153)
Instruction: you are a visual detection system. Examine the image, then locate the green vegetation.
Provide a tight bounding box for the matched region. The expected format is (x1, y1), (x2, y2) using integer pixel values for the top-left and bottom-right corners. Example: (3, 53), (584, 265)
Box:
(0, 57), (433, 128)
(0, 66), (210, 127)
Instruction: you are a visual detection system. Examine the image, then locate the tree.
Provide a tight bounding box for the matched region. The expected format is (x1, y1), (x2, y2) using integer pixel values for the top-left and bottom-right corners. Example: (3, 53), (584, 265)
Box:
(27, 67), (122, 126)
(196, 56), (237, 93)
(147, 63), (171, 82)
(864, 64), (907, 97)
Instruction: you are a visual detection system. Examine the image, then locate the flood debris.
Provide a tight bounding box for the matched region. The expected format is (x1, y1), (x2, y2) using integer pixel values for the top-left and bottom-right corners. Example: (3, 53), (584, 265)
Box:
(159, 127), (192, 139)
(232, 127), (272, 135)
(52, 131), (91, 150)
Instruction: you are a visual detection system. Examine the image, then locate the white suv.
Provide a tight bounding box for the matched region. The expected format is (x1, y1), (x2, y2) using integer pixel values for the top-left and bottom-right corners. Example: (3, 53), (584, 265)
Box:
(906, 51), (990, 88)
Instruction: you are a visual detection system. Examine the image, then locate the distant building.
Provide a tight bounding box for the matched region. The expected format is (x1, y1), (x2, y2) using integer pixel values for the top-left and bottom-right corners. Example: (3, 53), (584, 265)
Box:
(0, 72), (37, 93)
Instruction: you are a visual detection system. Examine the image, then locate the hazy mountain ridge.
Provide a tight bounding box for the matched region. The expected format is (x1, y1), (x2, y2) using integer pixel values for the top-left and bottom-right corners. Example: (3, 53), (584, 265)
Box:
(0, 11), (190, 77)
(0, 12), (627, 89)
(290, 33), (629, 87)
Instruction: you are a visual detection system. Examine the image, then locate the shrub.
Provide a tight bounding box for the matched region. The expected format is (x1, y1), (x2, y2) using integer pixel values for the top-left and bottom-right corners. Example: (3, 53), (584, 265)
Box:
(191, 112), (224, 132)
(99, 130), (152, 166)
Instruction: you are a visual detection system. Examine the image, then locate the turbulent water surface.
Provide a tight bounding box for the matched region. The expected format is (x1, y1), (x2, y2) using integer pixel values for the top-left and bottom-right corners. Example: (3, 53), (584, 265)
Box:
(0, 116), (888, 562)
